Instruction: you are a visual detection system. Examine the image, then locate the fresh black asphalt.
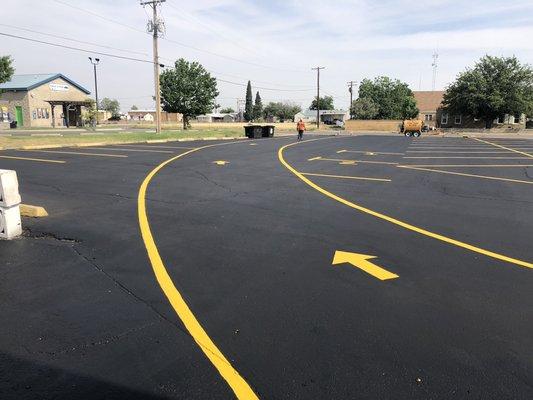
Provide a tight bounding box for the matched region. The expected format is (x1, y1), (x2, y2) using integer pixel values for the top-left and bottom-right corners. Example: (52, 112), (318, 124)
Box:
(1, 134), (532, 399)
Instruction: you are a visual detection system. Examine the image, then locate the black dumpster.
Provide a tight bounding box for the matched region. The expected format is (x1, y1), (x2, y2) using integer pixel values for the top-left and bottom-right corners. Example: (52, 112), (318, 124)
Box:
(9, 121), (17, 129)
(262, 125), (275, 138)
(244, 125), (263, 139)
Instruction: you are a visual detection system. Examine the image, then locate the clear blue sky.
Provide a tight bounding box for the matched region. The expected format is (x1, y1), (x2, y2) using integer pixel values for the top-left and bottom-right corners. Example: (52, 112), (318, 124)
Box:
(2, 0), (532, 111)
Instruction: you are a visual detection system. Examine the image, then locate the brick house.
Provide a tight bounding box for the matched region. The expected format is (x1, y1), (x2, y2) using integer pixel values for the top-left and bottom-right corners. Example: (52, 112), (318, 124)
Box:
(413, 91), (445, 127)
(413, 90), (527, 129)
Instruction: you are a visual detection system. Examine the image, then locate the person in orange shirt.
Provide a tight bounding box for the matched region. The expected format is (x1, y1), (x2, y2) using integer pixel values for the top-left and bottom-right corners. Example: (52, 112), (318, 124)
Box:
(296, 119), (306, 141)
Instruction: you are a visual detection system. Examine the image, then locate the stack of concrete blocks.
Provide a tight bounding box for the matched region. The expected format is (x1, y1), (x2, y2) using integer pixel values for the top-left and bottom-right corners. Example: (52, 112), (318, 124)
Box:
(0, 169), (22, 239)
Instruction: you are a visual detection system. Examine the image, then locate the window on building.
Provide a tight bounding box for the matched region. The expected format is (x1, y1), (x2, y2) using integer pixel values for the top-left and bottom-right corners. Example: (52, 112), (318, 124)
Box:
(33, 108), (50, 119)
(514, 115), (521, 124)
(441, 113), (448, 125)
(454, 115), (462, 124)
(425, 114), (433, 121)
(497, 116), (504, 124)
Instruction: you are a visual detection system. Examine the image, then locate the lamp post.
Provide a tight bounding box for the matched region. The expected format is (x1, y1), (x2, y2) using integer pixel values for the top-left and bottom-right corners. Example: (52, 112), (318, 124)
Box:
(88, 57), (100, 125)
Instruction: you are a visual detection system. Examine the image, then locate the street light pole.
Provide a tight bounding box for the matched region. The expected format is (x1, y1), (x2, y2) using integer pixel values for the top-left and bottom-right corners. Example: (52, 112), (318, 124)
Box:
(88, 57), (100, 126)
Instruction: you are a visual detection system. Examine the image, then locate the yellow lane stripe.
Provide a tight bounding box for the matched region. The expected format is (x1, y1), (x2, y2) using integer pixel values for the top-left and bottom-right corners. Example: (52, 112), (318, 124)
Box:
(399, 164), (533, 168)
(138, 145), (259, 400)
(302, 172), (391, 182)
(0, 155), (66, 164)
(473, 138), (533, 158)
(20, 149), (128, 158)
(314, 157), (398, 165)
(279, 140), (532, 269)
(404, 156), (527, 159)
(338, 150), (404, 155)
(398, 165), (533, 185)
(83, 147), (174, 154)
(119, 144), (196, 150)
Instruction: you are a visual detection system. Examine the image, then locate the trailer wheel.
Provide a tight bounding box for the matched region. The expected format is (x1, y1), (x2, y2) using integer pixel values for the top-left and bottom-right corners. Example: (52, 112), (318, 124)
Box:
(413, 131), (421, 137)
(404, 132), (412, 137)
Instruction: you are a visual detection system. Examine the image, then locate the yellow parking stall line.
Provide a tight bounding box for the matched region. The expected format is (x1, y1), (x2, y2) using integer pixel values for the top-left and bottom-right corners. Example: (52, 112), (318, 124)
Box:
(310, 157), (398, 165)
(0, 155), (66, 164)
(400, 164), (533, 168)
(403, 156), (528, 159)
(83, 147), (174, 154)
(19, 149), (128, 158)
(398, 165), (533, 185)
(337, 150), (404, 155)
(279, 141), (533, 269)
(301, 172), (391, 182)
(406, 151), (510, 154)
(473, 138), (533, 158)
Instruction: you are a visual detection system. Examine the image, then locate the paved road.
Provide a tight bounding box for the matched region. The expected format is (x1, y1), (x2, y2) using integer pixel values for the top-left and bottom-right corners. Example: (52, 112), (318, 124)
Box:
(1, 134), (532, 399)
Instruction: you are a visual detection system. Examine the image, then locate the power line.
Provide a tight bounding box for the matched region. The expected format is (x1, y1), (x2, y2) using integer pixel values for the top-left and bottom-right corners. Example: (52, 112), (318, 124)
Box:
(51, 0), (309, 74)
(0, 23), (149, 57)
(0, 32), (155, 64)
(166, 1), (260, 57)
(216, 78), (314, 92)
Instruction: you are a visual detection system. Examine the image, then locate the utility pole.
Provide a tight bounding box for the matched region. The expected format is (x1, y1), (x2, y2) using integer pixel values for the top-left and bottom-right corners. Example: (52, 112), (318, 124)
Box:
(431, 51), (439, 91)
(347, 81), (357, 119)
(88, 57), (100, 126)
(312, 67), (325, 129)
(141, 0), (166, 134)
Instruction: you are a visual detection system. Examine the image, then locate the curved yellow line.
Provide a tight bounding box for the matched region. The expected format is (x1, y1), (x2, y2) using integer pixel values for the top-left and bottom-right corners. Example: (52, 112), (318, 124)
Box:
(138, 144), (259, 400)
(278, 140), (533, 269)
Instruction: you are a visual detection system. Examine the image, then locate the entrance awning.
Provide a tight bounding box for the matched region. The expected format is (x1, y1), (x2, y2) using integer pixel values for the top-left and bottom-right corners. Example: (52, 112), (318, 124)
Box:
(45, 100), (93, 106)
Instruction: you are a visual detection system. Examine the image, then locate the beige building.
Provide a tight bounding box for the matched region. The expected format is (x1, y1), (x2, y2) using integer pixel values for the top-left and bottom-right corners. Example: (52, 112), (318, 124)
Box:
(0, 73), (92, 128)
(127, 110), (183, 123)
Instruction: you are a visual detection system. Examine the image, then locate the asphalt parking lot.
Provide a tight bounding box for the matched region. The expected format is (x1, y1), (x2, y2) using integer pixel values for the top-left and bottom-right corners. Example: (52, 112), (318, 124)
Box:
(1, 134), (532, 399)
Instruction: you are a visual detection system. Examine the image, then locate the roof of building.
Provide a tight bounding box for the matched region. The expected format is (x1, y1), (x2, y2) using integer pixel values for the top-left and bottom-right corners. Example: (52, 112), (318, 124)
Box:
(0, 73), (90, 94)
(413, 91), (445, 112)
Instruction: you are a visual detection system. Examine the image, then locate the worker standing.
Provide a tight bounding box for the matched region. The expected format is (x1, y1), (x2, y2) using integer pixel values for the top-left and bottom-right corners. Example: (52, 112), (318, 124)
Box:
(296, 119), (306, 141)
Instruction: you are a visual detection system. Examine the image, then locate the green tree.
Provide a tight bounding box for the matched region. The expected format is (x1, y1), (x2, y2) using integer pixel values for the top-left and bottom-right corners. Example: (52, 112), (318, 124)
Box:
(82, 99), (97, 127)
(253, 91), (263, 121)
(358, 76), (418, 119)
(350, 97), (379, 120)
(0, 55), (14, 84)
(244, 80), (253, 122)
(310, 95), (334, 110)
(99, 98), (120, 118)
(220, 107), (235, 114)
(160, 58), (219, 129)
(443, 55), (533, 128)
(130, 105), (139, 110)
(263, 101), (301, 122)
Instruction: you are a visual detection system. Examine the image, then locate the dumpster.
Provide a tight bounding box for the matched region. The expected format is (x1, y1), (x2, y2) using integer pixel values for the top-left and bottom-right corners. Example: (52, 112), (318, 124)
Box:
(261, 125), (275, 138)
(244, 125), (263, 139)
(9, 121), (17, 129)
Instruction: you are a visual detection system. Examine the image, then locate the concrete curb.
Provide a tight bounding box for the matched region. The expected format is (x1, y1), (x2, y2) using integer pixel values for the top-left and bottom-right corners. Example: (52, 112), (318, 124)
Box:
(20, 204), (48, 218)
(0, 136), (250, 151)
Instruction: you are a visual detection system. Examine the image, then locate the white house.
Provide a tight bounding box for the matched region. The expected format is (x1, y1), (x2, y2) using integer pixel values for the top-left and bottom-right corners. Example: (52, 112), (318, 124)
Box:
(196, 113), (237, 123)
(294, 109), (350, 124)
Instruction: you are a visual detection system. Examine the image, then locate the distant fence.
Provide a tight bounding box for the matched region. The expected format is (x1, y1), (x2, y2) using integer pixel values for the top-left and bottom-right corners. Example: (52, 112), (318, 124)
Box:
(345, 119), (401, 132)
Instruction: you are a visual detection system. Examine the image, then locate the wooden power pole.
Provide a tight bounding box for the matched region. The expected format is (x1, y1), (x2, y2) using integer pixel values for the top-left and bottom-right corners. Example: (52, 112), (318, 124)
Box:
(141, 0), (166, 134)
(347, 81), (357, 119)
(312, 67), (325, 129)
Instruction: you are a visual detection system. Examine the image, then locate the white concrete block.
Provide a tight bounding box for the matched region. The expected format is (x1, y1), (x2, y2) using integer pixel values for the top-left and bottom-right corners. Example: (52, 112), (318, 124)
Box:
(0, 169), (22, 207)
(0, 205), (22, 240)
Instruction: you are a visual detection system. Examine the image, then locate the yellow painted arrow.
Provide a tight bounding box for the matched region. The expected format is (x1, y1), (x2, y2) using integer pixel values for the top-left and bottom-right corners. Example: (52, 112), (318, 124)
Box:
(332, 251), (399, 281)
(213, 160), (229, 165)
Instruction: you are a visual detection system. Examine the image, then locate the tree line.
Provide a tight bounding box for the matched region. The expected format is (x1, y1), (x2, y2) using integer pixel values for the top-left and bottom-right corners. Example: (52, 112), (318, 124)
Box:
(1, 54), (532, 129)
